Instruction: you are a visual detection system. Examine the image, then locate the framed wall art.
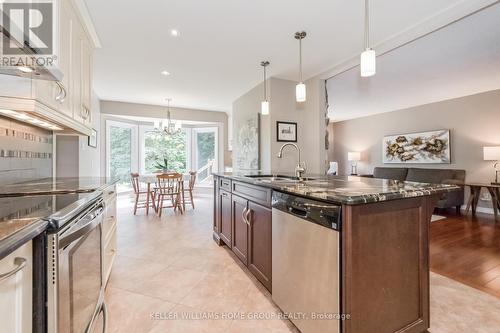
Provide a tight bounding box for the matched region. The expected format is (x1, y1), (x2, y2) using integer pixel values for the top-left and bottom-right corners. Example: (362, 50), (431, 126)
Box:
(383, 129), (450, 164)
(276, 121), (297, 142)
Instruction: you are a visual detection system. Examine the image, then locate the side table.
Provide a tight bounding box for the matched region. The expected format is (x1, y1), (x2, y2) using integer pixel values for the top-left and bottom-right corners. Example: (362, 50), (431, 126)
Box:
(465, 183), (500, 220)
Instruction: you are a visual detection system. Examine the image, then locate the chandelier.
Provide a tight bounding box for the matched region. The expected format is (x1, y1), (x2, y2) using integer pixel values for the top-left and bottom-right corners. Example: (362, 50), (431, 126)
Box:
(154, 98), (182, 135)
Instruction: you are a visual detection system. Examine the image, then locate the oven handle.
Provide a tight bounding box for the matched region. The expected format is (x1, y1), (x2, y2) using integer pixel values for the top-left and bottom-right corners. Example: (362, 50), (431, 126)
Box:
(59, 206), (104, 248)
(0, 257), (27, 283)
(85, 302), (108, 333)
(101, 302), (108, 333)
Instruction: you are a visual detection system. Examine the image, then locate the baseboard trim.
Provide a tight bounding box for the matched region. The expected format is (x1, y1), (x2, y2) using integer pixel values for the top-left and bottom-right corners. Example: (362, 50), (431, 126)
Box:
(460, 205), (495, 215)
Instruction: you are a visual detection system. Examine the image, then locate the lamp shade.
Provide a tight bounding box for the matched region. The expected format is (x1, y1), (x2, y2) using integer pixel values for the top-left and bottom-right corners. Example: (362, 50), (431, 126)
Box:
(348, 152), (361, 161)
(296, 82), (306, 102)
(483, 147), (500, 161)
(360, 48), (376, 77)
(261, 100), (269, 115)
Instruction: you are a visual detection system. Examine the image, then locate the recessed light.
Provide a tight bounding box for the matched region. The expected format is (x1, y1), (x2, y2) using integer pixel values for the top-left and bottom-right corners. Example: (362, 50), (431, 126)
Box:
(170, 29), (179, 37)
(161, 70), (170, 76)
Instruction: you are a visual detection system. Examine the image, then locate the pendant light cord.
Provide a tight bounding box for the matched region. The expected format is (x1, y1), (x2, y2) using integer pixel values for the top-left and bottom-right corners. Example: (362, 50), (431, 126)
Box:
(299, 37), (303, 82)
(263, 65), (267, 100)
(364, 0), (370, 50)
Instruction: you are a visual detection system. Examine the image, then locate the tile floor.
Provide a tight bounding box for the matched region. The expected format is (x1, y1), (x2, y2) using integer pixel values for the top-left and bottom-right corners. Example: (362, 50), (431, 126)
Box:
(104, 188), (500, 333)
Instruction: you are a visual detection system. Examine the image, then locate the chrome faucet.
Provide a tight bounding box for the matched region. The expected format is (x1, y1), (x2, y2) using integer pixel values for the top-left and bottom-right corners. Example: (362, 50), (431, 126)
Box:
(277, 143), (306, 179)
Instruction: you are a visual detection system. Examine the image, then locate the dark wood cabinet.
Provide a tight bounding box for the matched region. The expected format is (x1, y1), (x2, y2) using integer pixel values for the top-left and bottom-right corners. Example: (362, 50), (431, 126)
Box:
(219, 190), (232, 246)
(247, 201), (272, 291)
(213, 177), (273, 292)
(231, 195), (248, 265)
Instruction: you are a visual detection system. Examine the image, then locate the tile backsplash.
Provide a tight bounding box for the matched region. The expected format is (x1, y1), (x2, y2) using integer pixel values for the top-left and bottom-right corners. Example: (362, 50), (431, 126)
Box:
(0, 116), (53, 185)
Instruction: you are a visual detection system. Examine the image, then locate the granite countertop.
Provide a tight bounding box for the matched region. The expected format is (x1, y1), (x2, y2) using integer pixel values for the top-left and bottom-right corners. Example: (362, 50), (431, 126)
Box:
(213, 172), (460, 205)
(0, 177), (118, 197)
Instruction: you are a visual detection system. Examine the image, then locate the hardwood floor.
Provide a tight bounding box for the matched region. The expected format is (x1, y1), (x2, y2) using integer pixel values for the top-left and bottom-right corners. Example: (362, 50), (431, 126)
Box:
(430, 211), (500, 298)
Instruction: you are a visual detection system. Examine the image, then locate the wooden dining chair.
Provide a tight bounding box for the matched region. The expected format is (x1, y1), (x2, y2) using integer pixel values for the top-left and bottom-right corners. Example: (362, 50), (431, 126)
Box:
(182, 171), (197, 211)
(154, 173), (184, 217)
(130, 173), (155, 215)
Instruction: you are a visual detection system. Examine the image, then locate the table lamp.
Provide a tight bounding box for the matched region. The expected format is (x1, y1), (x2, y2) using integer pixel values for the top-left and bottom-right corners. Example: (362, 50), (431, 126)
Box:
(348, 152), (361, 175)
(483, 146), (500, 185)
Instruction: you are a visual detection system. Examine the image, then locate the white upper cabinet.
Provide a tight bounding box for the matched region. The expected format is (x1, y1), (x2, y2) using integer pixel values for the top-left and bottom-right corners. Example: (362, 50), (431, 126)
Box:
(71, 13), (83, 124)
(0, 0), (94, 132)
(55, 0), (74, 118)
(81, 35), (93, 124)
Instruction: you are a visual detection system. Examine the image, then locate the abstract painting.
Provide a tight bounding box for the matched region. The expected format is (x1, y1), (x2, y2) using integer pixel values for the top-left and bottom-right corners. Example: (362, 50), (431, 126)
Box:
(383, 130), (450, 164)
(234, 114), (260, 170)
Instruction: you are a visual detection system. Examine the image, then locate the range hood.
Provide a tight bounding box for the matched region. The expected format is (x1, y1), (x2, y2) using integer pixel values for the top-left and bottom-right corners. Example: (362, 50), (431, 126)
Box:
(0, 21), (63, 81)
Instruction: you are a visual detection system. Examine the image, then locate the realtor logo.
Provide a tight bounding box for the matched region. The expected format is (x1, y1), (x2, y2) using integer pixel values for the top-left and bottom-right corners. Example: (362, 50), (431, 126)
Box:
(1, 1), (53, 55)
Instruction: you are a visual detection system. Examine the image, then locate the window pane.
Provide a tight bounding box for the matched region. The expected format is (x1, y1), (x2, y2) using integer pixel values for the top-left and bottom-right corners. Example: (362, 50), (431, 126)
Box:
(196, 132), (215, 169)
(144, 130), (187, 173)
(109, 126), (132, 183)
(195, 130), (215, 182)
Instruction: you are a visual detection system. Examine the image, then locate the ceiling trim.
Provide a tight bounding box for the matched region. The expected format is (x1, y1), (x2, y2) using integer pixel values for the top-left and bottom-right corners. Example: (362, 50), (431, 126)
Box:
(316, 0), (499, 81)
(70, 0), (102, 48)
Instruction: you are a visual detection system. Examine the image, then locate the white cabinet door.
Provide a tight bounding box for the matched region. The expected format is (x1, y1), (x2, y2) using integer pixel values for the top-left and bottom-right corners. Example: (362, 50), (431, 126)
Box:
(71, 16), (84, 124)
(81, 35), (93, 124)
(0, 241), (33, 333)
(55, 0), (73, 118)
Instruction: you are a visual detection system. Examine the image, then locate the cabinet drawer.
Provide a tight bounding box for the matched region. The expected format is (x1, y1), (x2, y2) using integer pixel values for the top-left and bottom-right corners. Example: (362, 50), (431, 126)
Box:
(103, 185), (117, 202)
(219, 177), (232, 191)
(232, 181), (271, 207)
(103, 224), (117, 287)
(103, 199), (117, 243)
(0, 241), (33, 333)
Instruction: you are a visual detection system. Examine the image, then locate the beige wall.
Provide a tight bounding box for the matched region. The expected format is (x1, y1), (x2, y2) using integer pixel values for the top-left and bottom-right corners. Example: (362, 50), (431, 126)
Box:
(232, 81), (269, 170)
(231, 77), (328, 174)
(330, 89), (500, 210)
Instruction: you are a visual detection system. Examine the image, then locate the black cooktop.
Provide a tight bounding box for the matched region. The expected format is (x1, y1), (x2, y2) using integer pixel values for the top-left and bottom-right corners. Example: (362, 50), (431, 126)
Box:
(0, 191), (100, 226)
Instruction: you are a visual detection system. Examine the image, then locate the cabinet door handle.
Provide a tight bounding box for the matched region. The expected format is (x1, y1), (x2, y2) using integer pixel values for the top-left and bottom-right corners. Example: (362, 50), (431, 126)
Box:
(55, 81), (67, 103)
(0, 257), (27, 283)
(241, 207), (248, 225)
(246, 208), (252, 226)
(81, 106), (88, 120)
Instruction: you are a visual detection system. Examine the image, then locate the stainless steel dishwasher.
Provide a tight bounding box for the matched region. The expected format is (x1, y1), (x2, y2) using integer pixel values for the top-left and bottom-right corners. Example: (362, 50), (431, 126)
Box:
(272, 191), (341, 333)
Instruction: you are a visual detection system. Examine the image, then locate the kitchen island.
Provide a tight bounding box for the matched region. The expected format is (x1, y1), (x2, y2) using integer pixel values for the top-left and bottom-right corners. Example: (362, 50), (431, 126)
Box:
(212, 172), (459, 333)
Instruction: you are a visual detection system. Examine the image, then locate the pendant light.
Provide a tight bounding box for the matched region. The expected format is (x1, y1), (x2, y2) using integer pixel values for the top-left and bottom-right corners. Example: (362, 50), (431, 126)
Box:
(294, 31), (307, 102)
(260, 61), (270, 115)
(360, 0), (376, 77)
(155, 98), (182, 136)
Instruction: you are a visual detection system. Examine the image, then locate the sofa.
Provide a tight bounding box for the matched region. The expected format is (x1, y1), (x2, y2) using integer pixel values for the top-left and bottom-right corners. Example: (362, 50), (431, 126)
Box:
(368, 167), (465, 212)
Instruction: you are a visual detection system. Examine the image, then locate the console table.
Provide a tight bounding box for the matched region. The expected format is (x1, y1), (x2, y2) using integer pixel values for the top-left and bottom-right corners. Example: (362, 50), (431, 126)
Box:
(465, 183), (500, 220)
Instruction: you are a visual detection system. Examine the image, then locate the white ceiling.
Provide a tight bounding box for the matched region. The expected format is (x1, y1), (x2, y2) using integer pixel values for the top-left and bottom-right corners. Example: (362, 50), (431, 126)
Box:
(84, 0), (477, 113)
(326, 3), (500, 122)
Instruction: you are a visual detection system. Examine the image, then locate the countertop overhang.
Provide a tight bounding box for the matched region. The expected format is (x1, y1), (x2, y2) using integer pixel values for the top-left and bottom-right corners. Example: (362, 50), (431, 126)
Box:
(213, 172), (461, 205)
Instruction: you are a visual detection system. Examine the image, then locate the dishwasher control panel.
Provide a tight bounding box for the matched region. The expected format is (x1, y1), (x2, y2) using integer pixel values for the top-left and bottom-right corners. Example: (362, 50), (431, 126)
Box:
(272, 191), (342, 231)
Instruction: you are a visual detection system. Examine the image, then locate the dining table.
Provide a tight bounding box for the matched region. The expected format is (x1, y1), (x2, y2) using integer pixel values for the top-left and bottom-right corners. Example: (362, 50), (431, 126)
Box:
(138, 173), (191, 215)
